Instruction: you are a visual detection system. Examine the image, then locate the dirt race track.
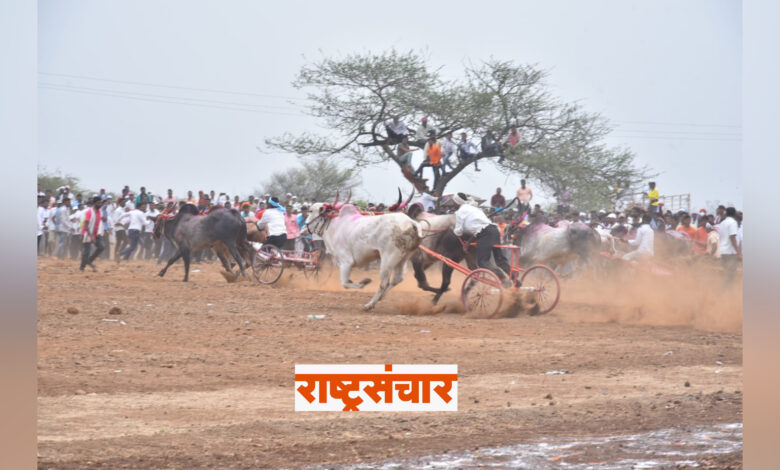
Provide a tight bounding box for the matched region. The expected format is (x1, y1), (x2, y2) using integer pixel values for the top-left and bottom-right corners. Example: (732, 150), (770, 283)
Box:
(37, 257), (743, 469)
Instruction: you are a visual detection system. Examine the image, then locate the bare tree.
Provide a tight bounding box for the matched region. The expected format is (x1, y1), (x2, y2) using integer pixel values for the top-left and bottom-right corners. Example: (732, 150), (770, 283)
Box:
(267, 50), (651, 199)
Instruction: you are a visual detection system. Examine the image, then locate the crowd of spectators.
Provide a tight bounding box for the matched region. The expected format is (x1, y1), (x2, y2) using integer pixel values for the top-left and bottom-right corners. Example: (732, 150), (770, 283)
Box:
(36, 180), (741, 283)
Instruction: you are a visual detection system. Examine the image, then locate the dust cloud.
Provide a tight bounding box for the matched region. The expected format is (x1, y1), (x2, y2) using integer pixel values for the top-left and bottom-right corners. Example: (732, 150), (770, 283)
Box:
(269, 257), (741, 333)
(561, 261), (742, 333)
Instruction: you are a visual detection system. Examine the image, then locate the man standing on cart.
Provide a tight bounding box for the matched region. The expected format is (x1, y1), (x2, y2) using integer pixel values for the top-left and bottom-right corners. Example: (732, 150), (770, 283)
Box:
(452, 193), (513, 288)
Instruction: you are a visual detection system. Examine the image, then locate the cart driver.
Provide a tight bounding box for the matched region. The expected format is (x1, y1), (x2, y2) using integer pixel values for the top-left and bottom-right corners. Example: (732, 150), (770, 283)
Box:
(619, 213), (654, 261)
(452, 193), (513, 288)
(257, 196), (288, 249)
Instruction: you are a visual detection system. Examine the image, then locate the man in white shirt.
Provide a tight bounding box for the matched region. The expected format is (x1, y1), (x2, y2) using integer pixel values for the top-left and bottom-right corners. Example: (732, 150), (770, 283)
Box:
(257, 196), (288, 249)
(441, 132), (458, 172)
(37, 194), (49, 256)
(622, 214), (654, 261)
(458, 132), (480, 171)
(53, 198), (72, 259)
(67, 204), (82, 259)
(70, 202), (89, 260)
(603, 213), (617, 230)
(118, 202), (150, 261)
(141, 205), (160, 260)
(717, 207), (741, 285)
(111, 198), (129, 260)
(384, 116), (409, 144)
(413, 117), (435, 147)
(419, 190), (438, 212)
(452, 193), (512, 287)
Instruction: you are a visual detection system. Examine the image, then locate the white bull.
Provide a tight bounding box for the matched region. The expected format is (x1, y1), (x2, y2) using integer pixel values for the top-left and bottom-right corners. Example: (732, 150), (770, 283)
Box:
(303, 203), (423, 311)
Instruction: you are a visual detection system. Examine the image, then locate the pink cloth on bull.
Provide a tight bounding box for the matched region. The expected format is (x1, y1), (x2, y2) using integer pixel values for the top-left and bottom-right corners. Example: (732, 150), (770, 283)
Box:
(333, 204), (364, 222)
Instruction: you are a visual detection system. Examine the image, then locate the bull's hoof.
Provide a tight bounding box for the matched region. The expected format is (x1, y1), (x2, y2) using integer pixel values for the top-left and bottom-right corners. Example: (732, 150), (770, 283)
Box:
(362, 303), (375, 311)
(157, 271), (165, 277)
(360, 278), (372, 287)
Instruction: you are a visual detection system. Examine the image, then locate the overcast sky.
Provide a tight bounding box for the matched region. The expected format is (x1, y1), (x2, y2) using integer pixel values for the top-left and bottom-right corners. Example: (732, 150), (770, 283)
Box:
(38, 0), (741, 211)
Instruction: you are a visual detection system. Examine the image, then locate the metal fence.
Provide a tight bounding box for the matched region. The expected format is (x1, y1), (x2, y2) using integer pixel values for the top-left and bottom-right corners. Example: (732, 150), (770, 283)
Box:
(616, 192), (691, 213)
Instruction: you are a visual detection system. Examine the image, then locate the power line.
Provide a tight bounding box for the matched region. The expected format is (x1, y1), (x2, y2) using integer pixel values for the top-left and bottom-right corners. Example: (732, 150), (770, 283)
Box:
(40, 85), (741, 140)
(612, 127), (741, 136)
(38, 73), (741, 130)
(38, 84), (307, 117)
(38, 73), (742, 137)
(38, 82), (306, 113)
(610, 134), (741, 142)
(613, 119), (740, 129)
(38, 71), (309, 103)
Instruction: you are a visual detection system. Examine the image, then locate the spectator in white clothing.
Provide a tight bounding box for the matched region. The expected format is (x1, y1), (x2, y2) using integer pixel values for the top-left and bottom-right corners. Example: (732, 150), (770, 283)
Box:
(413, 117), (436, 147)
(111, 198), (129, 260)
(621, 214), (654, 261)
(458, 132), (480, 171)
(718, 207), (741, 285)
(118, 202), (150, 261)
(441, 132), (457, 173)
(385, 116), (409, 144)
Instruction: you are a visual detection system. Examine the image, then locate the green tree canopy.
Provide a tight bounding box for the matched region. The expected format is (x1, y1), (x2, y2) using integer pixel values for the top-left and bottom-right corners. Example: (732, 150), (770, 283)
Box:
(37, 165), (90, 195)
(256, 159), (361, 202)
(267, 50), (651, 203)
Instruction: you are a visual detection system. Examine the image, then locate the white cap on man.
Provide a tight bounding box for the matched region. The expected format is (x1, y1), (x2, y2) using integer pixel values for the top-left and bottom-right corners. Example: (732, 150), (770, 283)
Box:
(452, 193), (468, 206)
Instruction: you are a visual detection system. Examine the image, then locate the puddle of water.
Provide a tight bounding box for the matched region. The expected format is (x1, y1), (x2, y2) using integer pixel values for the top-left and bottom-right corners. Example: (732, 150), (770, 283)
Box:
(299, 423), (741, 470)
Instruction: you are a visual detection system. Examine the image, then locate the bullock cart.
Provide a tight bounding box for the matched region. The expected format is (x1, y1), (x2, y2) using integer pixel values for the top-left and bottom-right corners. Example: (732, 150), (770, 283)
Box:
(418, 243), (561, 318)
(251, 245), (321, 284)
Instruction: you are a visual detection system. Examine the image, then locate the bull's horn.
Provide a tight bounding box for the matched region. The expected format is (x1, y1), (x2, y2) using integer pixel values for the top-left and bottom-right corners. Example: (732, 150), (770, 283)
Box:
(404, 188), (415, 205)
(395, 187), (402, 207)
(345, 189), (352, 205)
(332, 190), (340, 207)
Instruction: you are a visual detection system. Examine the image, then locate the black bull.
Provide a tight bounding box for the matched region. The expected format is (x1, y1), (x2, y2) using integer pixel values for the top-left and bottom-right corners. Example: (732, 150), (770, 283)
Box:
(411, 222), (478, 303)
(154, 204), (253, 282)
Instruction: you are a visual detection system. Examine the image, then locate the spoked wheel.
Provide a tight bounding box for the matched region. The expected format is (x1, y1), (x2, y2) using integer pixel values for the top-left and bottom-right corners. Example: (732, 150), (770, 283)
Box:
(252, 245), (284, 284)
(313, 252), (335, 281)
(302, 260), (319, 279)
(519, 264), (561, 315)
(461, 268), (504, 318)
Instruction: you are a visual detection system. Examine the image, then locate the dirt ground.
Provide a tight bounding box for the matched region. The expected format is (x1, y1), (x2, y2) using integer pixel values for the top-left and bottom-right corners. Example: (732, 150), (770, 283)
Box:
(37, 257), (743, 469)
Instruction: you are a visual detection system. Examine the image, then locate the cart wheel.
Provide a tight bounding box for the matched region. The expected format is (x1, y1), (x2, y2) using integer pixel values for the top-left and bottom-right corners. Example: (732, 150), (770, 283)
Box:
(253, 245), (284, 284)
(302, 260), (319, 279)
(461, 268), (504, 319)
(519, 264), (561, 315)
(314, 252), (335, 281)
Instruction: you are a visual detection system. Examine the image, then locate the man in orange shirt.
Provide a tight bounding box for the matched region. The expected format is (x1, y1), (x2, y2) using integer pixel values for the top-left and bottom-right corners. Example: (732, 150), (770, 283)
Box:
(691, 216), (710, 255)
(415, 136), (443, 189)
(676, 214), (697, 238)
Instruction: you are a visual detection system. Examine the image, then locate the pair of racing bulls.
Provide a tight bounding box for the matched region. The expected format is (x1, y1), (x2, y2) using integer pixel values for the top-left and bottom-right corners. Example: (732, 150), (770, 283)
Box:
(152, 191), (600, 311)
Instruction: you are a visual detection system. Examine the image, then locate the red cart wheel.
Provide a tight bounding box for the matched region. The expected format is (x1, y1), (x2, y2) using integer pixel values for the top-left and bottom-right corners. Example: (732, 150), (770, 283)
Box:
(519, 264), (561, 315)
(461, 268), (504, 318)
(253, 245), (284, 284)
